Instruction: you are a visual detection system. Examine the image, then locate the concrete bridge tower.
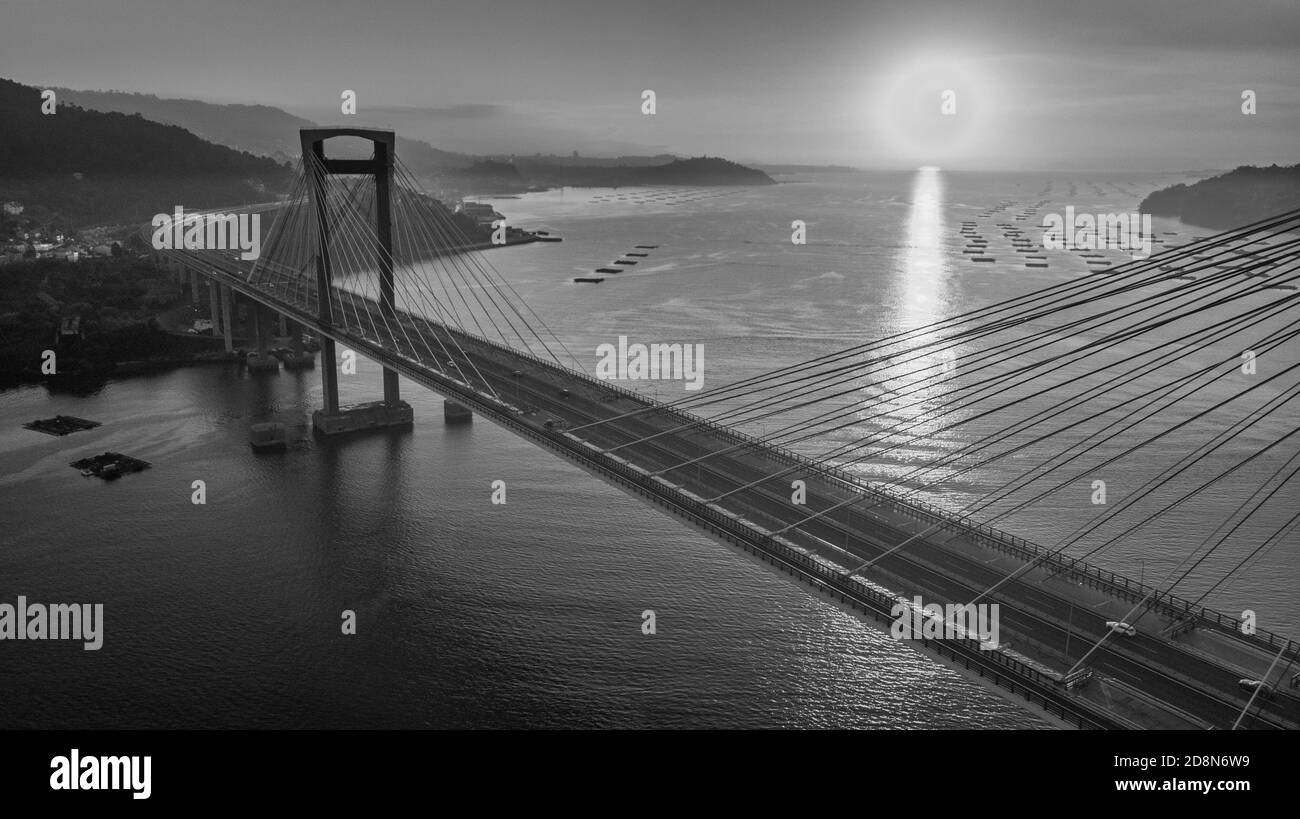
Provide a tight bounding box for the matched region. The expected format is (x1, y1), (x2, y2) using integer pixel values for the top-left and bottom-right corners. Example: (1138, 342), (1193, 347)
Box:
(300, 127), (414, 435)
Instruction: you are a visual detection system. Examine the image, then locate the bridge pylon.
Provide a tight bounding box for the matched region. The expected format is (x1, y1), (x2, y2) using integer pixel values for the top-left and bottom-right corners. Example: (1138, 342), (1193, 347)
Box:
(301, 127), (414, 435)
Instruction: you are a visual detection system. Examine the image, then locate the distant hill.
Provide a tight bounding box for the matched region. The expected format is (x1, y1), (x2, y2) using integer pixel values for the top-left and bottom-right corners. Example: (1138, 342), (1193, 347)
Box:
(440, 160), (527, 192)
(517, 157), (776, 188)
(755, 164), (861, 174)
(0, 77), (293, 227)
(393, 137), (475, 172)
(52, 86), (475, 173)
(52, 87), (315, 162)
(513, 153), (679, 168)
(1140, 164), (1300, 229)
(14, 81), (774, 213)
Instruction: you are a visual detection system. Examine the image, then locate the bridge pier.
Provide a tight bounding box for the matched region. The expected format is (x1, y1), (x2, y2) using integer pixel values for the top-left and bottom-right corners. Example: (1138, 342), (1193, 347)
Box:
(282, 319), (315, 370)
(302, 127), (412, 437)
(444, 400), (473, 423)
(207, 279), (221, 336)
(313, 399), (414, 435)
(189, 269), (201, 305)
(220, 285), (233, 353)
(246, 304), (280, 373)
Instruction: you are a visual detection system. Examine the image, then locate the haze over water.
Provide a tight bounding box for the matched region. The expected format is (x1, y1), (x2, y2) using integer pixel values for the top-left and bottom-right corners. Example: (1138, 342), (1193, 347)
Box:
(1, 170), (1292, 728)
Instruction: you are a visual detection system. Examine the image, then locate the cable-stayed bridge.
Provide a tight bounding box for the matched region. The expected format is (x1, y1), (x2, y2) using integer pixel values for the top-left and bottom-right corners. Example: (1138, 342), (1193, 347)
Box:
(148, 129), (1300, 729)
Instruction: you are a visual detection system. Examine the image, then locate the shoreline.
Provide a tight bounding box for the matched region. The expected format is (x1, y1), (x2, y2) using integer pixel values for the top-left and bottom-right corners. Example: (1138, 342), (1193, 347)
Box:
(0, 230), (546, 392)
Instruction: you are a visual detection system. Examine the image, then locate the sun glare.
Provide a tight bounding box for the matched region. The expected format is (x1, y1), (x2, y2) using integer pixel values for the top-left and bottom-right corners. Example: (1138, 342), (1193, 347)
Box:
(870, 53), (1000, 167)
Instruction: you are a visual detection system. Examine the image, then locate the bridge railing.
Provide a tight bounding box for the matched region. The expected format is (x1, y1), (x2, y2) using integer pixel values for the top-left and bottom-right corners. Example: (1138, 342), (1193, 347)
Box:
(868, 496), (1300, 660)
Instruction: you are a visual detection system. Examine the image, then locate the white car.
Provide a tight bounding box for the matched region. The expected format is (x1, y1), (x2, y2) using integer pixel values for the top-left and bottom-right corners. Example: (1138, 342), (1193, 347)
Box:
(1106, 621), (1137, 637)
(1238, 679), (1275, 700)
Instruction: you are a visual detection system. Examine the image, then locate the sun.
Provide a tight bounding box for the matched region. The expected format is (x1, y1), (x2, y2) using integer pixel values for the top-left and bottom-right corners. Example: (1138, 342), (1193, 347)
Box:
(869, 53), (1001, 167)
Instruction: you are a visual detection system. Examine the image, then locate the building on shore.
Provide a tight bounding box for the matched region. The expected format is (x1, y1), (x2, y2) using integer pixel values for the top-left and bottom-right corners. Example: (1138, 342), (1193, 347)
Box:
(456, 201), (505, 228)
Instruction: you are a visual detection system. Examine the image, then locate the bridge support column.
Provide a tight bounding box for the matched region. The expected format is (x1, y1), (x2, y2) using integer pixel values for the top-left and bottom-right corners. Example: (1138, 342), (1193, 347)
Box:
(246, 305), (280, 373)
(376, 150), (402, 407)
(282, 319), (314, 370)
(220, 285), (233, 353)
(189, 269), (200, 305)
(207, 279), (221, 336)
(320, 338), (339, 414)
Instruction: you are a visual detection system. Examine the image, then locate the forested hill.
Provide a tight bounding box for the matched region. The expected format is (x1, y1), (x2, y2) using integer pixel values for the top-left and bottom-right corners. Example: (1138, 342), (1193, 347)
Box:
(1140, 164), (1300, 229)
(49, 85), (475, 172)
(51, 86), (316, 161)
(0, 77), (293, 226)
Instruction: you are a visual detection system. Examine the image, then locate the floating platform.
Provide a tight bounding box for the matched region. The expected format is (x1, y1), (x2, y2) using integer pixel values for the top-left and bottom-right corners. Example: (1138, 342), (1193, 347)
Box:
(573, 277), (605, 283)
(634, 245), (659, 249)
(535, 235), (563, 242)
(972, 256), (996, 262)
(24, 415), (101, 436)
(595, 267), (622, 274)
(1025, 262), (1049, 268)
(614, 259), (637, 265)
(626, 252), (649, 257)
(249, 422), (287, 452)
(70, 451), (150, 480)
(312, 400), (413, 436)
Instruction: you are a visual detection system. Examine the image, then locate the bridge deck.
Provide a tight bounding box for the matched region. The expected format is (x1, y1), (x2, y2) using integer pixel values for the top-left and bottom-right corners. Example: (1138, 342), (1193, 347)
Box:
(164, 249), (1300, 730)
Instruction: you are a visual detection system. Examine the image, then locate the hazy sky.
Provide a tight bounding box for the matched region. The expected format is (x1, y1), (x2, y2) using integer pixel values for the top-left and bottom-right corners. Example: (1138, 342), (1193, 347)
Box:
(3, 0), (1296, 169)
